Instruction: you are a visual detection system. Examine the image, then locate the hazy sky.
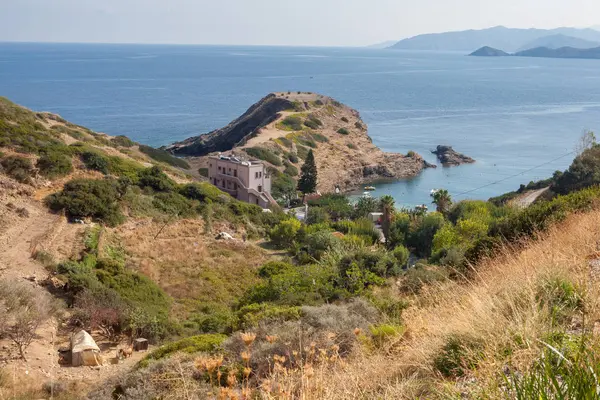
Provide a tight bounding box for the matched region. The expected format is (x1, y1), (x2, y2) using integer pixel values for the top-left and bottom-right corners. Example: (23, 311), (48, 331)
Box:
(1, 0), (599, 46)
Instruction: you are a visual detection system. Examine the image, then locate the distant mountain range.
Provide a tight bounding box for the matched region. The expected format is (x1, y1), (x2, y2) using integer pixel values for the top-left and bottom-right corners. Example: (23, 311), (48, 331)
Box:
(387, 26), (600, 52)
(516, 34), (600, 51)
(469, 45), (600, 60)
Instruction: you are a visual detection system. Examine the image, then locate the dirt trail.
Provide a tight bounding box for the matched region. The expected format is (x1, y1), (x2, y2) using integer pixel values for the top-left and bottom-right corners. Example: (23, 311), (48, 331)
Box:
(513, 187), (550, 208)
(0, 202), (59, 280)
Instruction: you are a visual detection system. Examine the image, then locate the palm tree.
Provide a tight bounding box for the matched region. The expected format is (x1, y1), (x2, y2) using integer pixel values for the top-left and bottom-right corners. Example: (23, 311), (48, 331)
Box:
(379, 195), (395, 242)
(431, 189), (452, 215)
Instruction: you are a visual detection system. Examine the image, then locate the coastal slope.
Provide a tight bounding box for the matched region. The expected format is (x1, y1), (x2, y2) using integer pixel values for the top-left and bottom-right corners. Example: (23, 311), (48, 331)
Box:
(470, 45), (600, 60)
(166, 92), (431, 193)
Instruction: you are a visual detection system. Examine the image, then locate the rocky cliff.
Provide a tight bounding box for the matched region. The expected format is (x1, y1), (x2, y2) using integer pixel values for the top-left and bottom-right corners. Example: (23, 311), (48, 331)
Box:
(167, 92), (431, 193)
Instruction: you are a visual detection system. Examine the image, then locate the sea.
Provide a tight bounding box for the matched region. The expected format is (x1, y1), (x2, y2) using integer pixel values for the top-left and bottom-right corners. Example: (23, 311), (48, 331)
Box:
(2, 42), (600, 207)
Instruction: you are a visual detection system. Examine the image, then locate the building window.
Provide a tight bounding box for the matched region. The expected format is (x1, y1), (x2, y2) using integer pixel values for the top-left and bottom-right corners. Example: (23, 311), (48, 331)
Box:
(256, 198), (259, 205)
(255, 172), (259, 179)
(234, 183), (237, 190)
(218, 166), (221, 172)
(258, 185), (262, 192)
(234, 170), (237, 177)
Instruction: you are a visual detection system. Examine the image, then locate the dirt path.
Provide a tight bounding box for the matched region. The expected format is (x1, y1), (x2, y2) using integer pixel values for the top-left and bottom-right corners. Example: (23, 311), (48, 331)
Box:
(513, 187), (550, 208)
(242, 111), (294, 148)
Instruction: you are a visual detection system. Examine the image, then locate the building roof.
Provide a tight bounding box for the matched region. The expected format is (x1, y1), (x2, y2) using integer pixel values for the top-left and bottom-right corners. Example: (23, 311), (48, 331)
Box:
(209, 154), (263, 166)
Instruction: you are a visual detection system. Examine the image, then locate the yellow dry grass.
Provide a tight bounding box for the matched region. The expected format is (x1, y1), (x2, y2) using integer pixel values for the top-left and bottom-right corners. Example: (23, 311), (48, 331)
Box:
(257, 208), (600, 399)
(107, 218), (273, 317)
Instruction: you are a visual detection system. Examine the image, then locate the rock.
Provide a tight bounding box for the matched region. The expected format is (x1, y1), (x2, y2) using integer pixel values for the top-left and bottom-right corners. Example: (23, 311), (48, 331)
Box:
(216, 232), (234, 240)
(432, 145), (475, 166)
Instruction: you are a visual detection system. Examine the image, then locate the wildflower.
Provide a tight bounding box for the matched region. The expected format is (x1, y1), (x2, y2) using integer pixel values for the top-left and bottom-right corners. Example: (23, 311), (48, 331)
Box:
(327, 332), (336, 340)
(241, 351), (251, 363)
(241, 332), (256, 347)
(227, 371), (237, 387)
(354, 328), (362, 336)
(266, 335), (278, 343)
(243, 367), (252, 378)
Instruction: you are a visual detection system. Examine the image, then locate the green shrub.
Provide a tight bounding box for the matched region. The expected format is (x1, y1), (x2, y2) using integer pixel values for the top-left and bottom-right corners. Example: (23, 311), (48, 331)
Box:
(286, 152), (298, 163)
(392, 245), (410, 267)
(269, 219), (301, 248)
(434, 334), (484, 378)
(304, 120), (320, 129)
(406, 150), (415, 157)
(536, 277), (583, 324)
(308, 194), (353, 221)
(111, 135), (135, 148)
(341, 116), (349, 123)
(180, 182), (229, 203)
(305, 207), (331, 225)
(81, 151), (110, 174)
(283, 161), (298, 177)
(347, 143), (357, 150)
(337, 128), (350, 135)
(294, 133), (317, 148)
(244, 147), (282, 166)
(310, 132), (329, 143)
(137, 166), (176, 192)
(280, 116), (303, 131)
(141, 334), (226, 365)
(152, 192), (197, 217)
(354, 122), (364, 130)
(296, 145), (310, 160)
(0, 155), (34, 183)
(45, 178), (125, 226)
(198, 167), (209, 177)
(36, 151), (73, 178)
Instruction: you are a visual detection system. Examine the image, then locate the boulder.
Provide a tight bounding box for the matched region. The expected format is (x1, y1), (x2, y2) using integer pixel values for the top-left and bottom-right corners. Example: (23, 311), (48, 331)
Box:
(432, 145), (475, 166)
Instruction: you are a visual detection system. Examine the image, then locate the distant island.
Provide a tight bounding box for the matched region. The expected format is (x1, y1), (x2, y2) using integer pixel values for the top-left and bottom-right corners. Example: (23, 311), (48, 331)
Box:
(386, 26), (600, 52)
(469, 45), (600, 60)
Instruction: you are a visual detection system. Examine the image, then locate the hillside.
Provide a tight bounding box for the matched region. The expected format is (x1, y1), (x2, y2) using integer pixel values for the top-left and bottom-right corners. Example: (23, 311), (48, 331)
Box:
(516, 45), (600, 59)
(388, 25), (600, 52)
(517, 33), (600, 51)
(3, 95), (600, 399)
(166, 92), (431, 193)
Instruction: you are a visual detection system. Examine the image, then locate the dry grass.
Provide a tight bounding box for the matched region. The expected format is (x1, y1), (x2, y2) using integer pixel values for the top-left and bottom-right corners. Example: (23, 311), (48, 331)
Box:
(108, 218), (273, 317)
(254, 209), (600, 399)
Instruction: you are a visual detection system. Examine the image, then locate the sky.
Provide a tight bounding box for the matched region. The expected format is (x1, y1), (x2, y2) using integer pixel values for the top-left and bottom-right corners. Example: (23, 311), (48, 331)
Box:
(1, 0), (600, 46)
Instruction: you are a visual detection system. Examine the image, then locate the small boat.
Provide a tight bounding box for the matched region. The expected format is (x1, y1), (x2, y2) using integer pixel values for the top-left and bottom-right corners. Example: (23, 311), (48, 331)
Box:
(364, 186), (376, 191)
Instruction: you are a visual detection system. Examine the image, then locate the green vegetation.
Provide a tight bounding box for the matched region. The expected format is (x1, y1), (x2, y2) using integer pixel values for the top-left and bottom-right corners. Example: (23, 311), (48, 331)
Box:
(36, 151), (73, 178)
(297, 149), (318, 195)
(406, 150), (415, 157)
(279, 115), (303, 131)
(341, 116), (349, 123)
(244, 147), (282, 166)
(0, 155), (34, 183)
(337, 128), (350, 135)
(138, 144), (190, 169)
(296, 145), (310, 160)
(111, 135), (135, 148)
(347, 143), (357, 150)
(198, 167), (209, 177)
(141, 334), (226, 366)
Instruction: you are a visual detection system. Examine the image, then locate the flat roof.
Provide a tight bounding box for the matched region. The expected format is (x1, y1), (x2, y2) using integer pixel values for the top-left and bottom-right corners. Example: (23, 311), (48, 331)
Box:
(209, 155), (263, 165)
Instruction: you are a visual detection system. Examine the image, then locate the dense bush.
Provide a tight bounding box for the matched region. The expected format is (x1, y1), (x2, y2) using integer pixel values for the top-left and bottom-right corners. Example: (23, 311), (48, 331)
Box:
(337, 128), (350, 135)
(244, 147), (282, 166)
(303, 119), (320, 129)
(45, 178), (125, 226)
(82, 151), (110, 174)
(309, 194), (353, 221)
(434, 334), (483, 378)
(36, 151), (73, 178)
(310, 132), (328, 143)
(152, 192), (198, 217)
(0, 155), (35, 183)
(179, 182), (229, 203)
(138, 166), (177, 192)
(340, 116), (349, 123)
(269, 219), (302, 248)
(553, 145), (600, 194)
(296, 145), (310, 160)
(138, 144), (190, 169)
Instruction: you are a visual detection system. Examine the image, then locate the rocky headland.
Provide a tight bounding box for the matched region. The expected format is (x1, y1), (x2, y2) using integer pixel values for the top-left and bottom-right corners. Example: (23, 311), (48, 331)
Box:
(166, 92), (432, 192)
(432, 145), (475, 166)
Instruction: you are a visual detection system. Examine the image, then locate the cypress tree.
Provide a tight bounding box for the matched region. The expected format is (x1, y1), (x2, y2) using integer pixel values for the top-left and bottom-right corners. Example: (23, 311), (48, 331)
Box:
(297, 149), (318, 195)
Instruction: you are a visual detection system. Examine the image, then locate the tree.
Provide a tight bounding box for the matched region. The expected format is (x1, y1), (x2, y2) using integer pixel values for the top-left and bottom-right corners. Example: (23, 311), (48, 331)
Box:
(0, 281), (56, 360)
(575, 130), (596, 155)
(379, 195), (395, 242)
(353, 196), (378, 219)
(297, 150), (318, 195)
(431, 189), (452, 215)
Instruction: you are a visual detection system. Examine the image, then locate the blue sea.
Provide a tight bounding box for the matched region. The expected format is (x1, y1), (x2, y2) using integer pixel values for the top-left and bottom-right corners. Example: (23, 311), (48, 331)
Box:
(2, 42), (600, 206)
